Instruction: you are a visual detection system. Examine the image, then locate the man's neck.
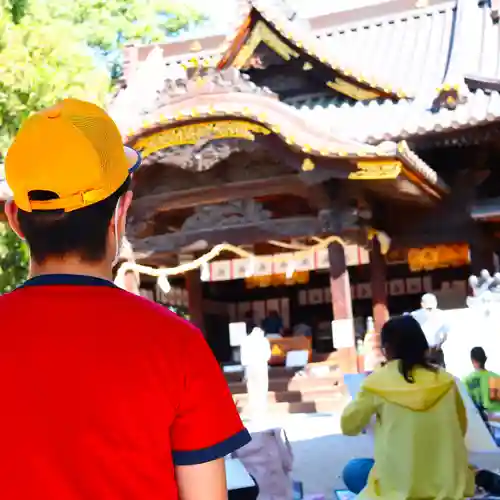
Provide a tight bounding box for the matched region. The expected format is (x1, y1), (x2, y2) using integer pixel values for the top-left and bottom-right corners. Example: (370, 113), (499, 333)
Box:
(30, 258), (113, 282)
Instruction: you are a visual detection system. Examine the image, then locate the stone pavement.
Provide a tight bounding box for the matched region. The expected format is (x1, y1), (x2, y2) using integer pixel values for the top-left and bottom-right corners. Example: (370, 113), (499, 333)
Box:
(247, 412), (500, 500)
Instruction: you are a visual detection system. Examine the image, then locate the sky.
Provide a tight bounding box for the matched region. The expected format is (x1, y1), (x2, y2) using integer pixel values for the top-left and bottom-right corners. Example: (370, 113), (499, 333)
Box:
(174, 0), (387, 38)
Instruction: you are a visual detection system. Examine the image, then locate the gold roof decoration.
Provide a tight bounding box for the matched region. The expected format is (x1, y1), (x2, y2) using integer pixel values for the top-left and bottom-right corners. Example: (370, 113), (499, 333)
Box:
(217, 0), (411, 100)
(117, 67), (447, 199)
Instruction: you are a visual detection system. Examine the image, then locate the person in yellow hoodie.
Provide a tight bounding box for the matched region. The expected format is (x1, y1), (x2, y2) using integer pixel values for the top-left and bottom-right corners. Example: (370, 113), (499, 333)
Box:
(341, 315), (475, 500)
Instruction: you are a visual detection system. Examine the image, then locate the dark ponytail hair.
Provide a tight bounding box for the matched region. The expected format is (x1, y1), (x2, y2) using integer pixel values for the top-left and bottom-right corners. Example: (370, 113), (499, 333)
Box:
(380, 315), (437, 383)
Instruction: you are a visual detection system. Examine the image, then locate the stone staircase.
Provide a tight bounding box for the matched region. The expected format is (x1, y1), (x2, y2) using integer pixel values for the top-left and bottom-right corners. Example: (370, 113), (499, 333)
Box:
(225, 363), (348, 418)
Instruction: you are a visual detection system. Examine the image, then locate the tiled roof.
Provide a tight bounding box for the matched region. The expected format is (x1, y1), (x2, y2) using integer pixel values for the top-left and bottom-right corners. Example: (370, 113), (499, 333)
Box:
(138, 0), (500, 100)
(439, 0), (500, 90)
(157, 0), (460, 112)
(124, 0), (500, 145)
(289, 0), (500, 142)
(218, 0), (408, 98)
(292, 89), (500, 143)
(315, 1), (455, 98)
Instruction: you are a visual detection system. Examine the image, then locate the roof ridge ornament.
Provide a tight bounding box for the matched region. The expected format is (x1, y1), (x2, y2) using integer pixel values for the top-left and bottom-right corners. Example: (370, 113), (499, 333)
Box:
(431, 84), (467, 111)
(109, 46), (168, 134)
(434, 0), (485, 109)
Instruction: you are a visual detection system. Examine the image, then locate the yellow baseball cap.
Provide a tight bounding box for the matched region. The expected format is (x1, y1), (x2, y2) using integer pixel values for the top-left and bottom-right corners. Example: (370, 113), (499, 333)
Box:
(5, 98), (140, 212)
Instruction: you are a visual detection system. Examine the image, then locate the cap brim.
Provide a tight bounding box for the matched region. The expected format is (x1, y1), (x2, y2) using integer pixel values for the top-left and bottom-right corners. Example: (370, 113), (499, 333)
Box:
(125, 146), (141, 174)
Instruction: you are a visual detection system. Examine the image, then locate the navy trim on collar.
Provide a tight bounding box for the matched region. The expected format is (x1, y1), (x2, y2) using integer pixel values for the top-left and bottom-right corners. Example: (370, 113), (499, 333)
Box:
(22, 274), (118, 288)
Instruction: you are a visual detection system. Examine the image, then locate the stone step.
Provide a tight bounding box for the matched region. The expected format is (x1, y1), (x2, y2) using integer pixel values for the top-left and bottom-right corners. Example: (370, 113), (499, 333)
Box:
(223, 366), (304, 384)
(238, 396), (346, 417)
(233, 387), (340, 405)
(229, 374), (342, 395)
(223, 360), (340, 384)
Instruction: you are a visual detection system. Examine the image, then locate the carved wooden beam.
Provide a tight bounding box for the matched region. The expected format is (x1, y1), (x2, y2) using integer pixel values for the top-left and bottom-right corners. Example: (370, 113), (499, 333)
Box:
(131, 217), (321, 258)
(129, 174), (306, 222)
(130, 210), (359, 259)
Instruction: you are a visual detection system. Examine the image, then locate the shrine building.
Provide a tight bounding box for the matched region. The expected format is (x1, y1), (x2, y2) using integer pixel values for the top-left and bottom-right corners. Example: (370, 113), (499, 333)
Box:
(3, 0), (500, 372)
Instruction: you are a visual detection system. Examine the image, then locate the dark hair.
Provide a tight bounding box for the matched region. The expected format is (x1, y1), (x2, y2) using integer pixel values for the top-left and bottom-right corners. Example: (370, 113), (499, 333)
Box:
(381, 315), (437, 383)
(471, 346), (487, 368)
(17, 178), (131, 264)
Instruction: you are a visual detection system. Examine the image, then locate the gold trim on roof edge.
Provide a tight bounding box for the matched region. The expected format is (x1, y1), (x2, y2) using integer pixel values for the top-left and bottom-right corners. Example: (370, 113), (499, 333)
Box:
(217, 0), (410, 99)
(232, 20), (300, 68)
(123, 97), (445, 197)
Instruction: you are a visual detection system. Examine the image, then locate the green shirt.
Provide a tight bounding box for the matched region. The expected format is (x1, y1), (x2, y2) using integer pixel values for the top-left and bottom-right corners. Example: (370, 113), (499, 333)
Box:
(463, 369), (500, 412)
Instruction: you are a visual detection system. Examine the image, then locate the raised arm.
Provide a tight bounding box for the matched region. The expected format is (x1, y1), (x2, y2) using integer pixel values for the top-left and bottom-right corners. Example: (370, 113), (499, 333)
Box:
(341, 388), (377, 436)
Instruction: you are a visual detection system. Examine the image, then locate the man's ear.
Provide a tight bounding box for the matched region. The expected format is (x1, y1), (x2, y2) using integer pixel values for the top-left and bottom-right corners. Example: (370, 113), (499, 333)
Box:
(112, 191), (133, 235)
(120, 191), (133, 220)
(5, 200), (25, 240)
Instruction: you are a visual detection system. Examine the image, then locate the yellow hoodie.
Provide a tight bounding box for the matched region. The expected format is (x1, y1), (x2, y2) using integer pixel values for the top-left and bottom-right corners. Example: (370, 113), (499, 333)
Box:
(341, 361), (475, 500)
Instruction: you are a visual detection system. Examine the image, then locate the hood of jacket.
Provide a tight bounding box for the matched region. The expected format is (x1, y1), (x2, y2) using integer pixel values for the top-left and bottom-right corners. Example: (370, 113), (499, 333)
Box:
(363, 360), (455, 411)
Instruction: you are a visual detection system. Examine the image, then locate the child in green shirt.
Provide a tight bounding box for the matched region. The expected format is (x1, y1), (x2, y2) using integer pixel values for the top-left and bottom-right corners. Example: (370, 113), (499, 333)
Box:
(463, 347), (500, 413)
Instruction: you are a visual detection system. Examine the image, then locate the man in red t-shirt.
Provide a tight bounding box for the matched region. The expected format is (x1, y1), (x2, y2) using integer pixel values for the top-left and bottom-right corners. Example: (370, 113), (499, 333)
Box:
(1, 99), (250, 499)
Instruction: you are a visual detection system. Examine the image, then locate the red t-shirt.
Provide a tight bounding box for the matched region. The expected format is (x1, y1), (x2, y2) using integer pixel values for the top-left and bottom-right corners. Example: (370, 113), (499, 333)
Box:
(0, 274), (250, 499)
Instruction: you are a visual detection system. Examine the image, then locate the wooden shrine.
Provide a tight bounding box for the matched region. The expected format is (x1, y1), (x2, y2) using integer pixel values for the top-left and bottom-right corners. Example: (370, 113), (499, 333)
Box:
(3, 0), (500, 372)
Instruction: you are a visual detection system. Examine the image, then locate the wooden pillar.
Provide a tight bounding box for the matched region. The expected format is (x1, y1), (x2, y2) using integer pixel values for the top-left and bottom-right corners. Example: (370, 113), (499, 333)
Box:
(370, 237), (389, 333)
(186, 270), (205, 333)
(328, 242), (357, 373)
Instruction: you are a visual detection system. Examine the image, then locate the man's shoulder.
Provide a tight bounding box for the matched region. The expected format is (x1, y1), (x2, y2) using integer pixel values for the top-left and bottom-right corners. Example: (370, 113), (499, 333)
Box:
(0, 286), (200, 340)
(0, 286), (36, 309)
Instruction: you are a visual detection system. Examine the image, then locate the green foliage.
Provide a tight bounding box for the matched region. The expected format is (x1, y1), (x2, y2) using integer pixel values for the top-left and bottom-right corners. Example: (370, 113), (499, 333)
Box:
(0, 11), (110, 153)
(0, 0), (204, 289)
(0, 0), (205, 154)
(0, 224), (28, 293)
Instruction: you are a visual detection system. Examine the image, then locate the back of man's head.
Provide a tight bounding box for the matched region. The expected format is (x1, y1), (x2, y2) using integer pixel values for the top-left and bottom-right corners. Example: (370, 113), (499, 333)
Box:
(471, 346), (487, 369)
(16, 183), (130, 264)
(4, 99), (140, 265)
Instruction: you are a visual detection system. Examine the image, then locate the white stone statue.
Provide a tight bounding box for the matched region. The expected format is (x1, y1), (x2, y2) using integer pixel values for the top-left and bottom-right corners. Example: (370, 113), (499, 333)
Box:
(240, 327), (271, 418)
(411, 293), (449, 367)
